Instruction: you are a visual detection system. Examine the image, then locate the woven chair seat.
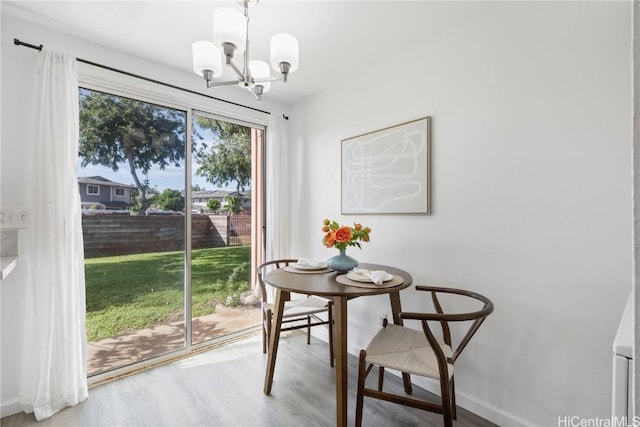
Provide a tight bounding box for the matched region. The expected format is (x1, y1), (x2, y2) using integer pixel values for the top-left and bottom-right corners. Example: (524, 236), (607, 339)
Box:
(365, 323), (453, 380)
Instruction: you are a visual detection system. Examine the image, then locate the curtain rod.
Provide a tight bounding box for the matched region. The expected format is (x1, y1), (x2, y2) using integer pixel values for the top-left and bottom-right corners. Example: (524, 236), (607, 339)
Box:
(13, 38), (271, 116)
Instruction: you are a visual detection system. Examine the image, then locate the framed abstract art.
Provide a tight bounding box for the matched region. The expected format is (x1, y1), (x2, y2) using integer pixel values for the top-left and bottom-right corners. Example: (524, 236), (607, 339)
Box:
(341, 116), (431, 215)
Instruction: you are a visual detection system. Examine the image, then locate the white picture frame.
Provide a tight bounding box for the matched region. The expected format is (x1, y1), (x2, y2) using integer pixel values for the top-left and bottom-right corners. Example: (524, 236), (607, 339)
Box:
(341, 117), (431, 215)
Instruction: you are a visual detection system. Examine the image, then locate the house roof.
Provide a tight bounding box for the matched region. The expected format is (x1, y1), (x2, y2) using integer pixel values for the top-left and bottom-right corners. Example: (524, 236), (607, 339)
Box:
(193, 190), (249, 199)
(78, 176), (136, 189)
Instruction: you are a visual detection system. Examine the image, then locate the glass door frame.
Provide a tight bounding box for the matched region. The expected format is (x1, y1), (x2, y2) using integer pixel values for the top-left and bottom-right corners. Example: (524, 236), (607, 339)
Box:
(186, 110), (266, 350)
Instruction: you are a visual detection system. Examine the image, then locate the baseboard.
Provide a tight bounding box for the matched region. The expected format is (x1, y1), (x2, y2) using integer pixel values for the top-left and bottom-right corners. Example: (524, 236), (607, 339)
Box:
(1, 398), (23, 419)
(406, 375), (536, 427)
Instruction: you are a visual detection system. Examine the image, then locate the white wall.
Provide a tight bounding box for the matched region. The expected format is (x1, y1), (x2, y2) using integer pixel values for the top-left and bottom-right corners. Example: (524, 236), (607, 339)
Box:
(0, 8), (289, 416)
(290, 2), (632, 425)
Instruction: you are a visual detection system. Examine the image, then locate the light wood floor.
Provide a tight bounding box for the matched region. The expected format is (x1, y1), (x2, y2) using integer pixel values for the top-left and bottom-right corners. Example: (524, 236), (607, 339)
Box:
(1, 332), (496, 426)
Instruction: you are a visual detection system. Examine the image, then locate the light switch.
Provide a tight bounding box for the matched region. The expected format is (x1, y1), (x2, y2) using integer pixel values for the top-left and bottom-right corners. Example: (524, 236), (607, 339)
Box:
(0, 208), (30, 229)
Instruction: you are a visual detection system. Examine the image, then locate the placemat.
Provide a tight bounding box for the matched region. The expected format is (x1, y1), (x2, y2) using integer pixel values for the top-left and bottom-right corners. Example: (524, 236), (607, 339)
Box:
(284, 266), (332, 274)
(336, 274), (404, 289)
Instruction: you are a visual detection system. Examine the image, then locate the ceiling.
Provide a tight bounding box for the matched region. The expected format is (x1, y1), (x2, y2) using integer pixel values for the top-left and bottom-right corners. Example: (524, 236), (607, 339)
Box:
(4, 1), (484, 105)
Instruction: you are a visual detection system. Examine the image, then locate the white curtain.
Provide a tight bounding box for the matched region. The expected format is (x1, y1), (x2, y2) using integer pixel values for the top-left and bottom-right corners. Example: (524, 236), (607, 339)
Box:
(266, 114), (291, 261)
(241, 114), (291, 306)
(19, 50), (88, 420)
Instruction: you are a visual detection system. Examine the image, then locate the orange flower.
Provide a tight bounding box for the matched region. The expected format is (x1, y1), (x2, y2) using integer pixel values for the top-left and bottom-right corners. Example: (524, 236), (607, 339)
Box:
(323, 230), (337, 248)
(334, 226), (352, 243)
(322, 219), (371, 251)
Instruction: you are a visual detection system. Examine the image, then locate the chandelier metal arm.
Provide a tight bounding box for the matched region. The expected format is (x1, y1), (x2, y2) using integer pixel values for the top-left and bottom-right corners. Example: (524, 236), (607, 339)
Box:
(255, 75), (287, 83)
(228, 60), (245, 80)
(206, 73), (286, 87)
(206, 79), (244, 88)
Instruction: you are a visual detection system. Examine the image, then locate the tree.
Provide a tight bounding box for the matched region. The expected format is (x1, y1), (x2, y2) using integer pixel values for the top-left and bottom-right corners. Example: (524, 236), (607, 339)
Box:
(193, 117), (251, 193)
(155, 189), (185, 212)
(207, 198), (221, 213)
(129, 181), (154, 214)
(224, 195), (243, 214)
(79, 88), (186, 214)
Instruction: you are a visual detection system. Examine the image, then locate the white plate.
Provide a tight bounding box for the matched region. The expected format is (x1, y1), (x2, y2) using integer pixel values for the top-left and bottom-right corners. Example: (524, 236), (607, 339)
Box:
(346, 270), (394, 283)
(294, 262), (327, 270)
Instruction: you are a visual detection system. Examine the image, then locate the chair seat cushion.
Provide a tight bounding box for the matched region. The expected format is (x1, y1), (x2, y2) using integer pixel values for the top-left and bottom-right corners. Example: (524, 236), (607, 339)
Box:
(263, 296), (329, 318)
(365, 324), (453, 380)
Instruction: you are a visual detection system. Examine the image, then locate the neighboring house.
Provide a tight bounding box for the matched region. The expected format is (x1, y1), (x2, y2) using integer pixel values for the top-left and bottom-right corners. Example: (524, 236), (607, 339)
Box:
(192, 189), (251, 213)
(78, 176), (136, 210)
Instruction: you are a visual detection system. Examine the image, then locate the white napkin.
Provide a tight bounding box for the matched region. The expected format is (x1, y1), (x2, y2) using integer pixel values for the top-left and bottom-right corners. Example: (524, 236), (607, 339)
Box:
(351, 268), (388, 285)
(368, 270), (388, 285)
(296, 258), (325, 268)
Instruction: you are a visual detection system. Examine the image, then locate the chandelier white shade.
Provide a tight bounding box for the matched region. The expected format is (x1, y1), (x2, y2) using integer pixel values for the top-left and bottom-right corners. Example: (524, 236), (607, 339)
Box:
(191, 0), (299, 101)
(212, 8), (245, 55)
(270, 33), (298, 75)
(249, 60), (271, 93)
(192, 41), (222, 78)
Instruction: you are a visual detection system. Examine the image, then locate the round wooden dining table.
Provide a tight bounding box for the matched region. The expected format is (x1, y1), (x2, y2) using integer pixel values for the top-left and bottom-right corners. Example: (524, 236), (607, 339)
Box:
(263, 263), (413, 427)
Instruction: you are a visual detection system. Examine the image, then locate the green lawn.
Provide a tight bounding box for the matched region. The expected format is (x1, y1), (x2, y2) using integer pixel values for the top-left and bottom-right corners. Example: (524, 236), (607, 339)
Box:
(85, 246), (251, 341)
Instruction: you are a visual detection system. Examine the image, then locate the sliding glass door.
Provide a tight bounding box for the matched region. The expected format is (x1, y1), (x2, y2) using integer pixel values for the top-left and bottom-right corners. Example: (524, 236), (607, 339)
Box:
(79, 88), (187, 376)
(79, 87), (262, 376)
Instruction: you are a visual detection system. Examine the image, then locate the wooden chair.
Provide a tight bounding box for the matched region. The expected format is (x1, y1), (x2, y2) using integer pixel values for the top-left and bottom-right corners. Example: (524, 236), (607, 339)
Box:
(257, 259), (334, 366)
(355, 286), (494, 427)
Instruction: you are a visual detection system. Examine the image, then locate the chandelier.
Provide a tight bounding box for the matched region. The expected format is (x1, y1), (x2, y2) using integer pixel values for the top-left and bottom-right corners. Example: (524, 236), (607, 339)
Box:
(192, 0), (299, 102)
